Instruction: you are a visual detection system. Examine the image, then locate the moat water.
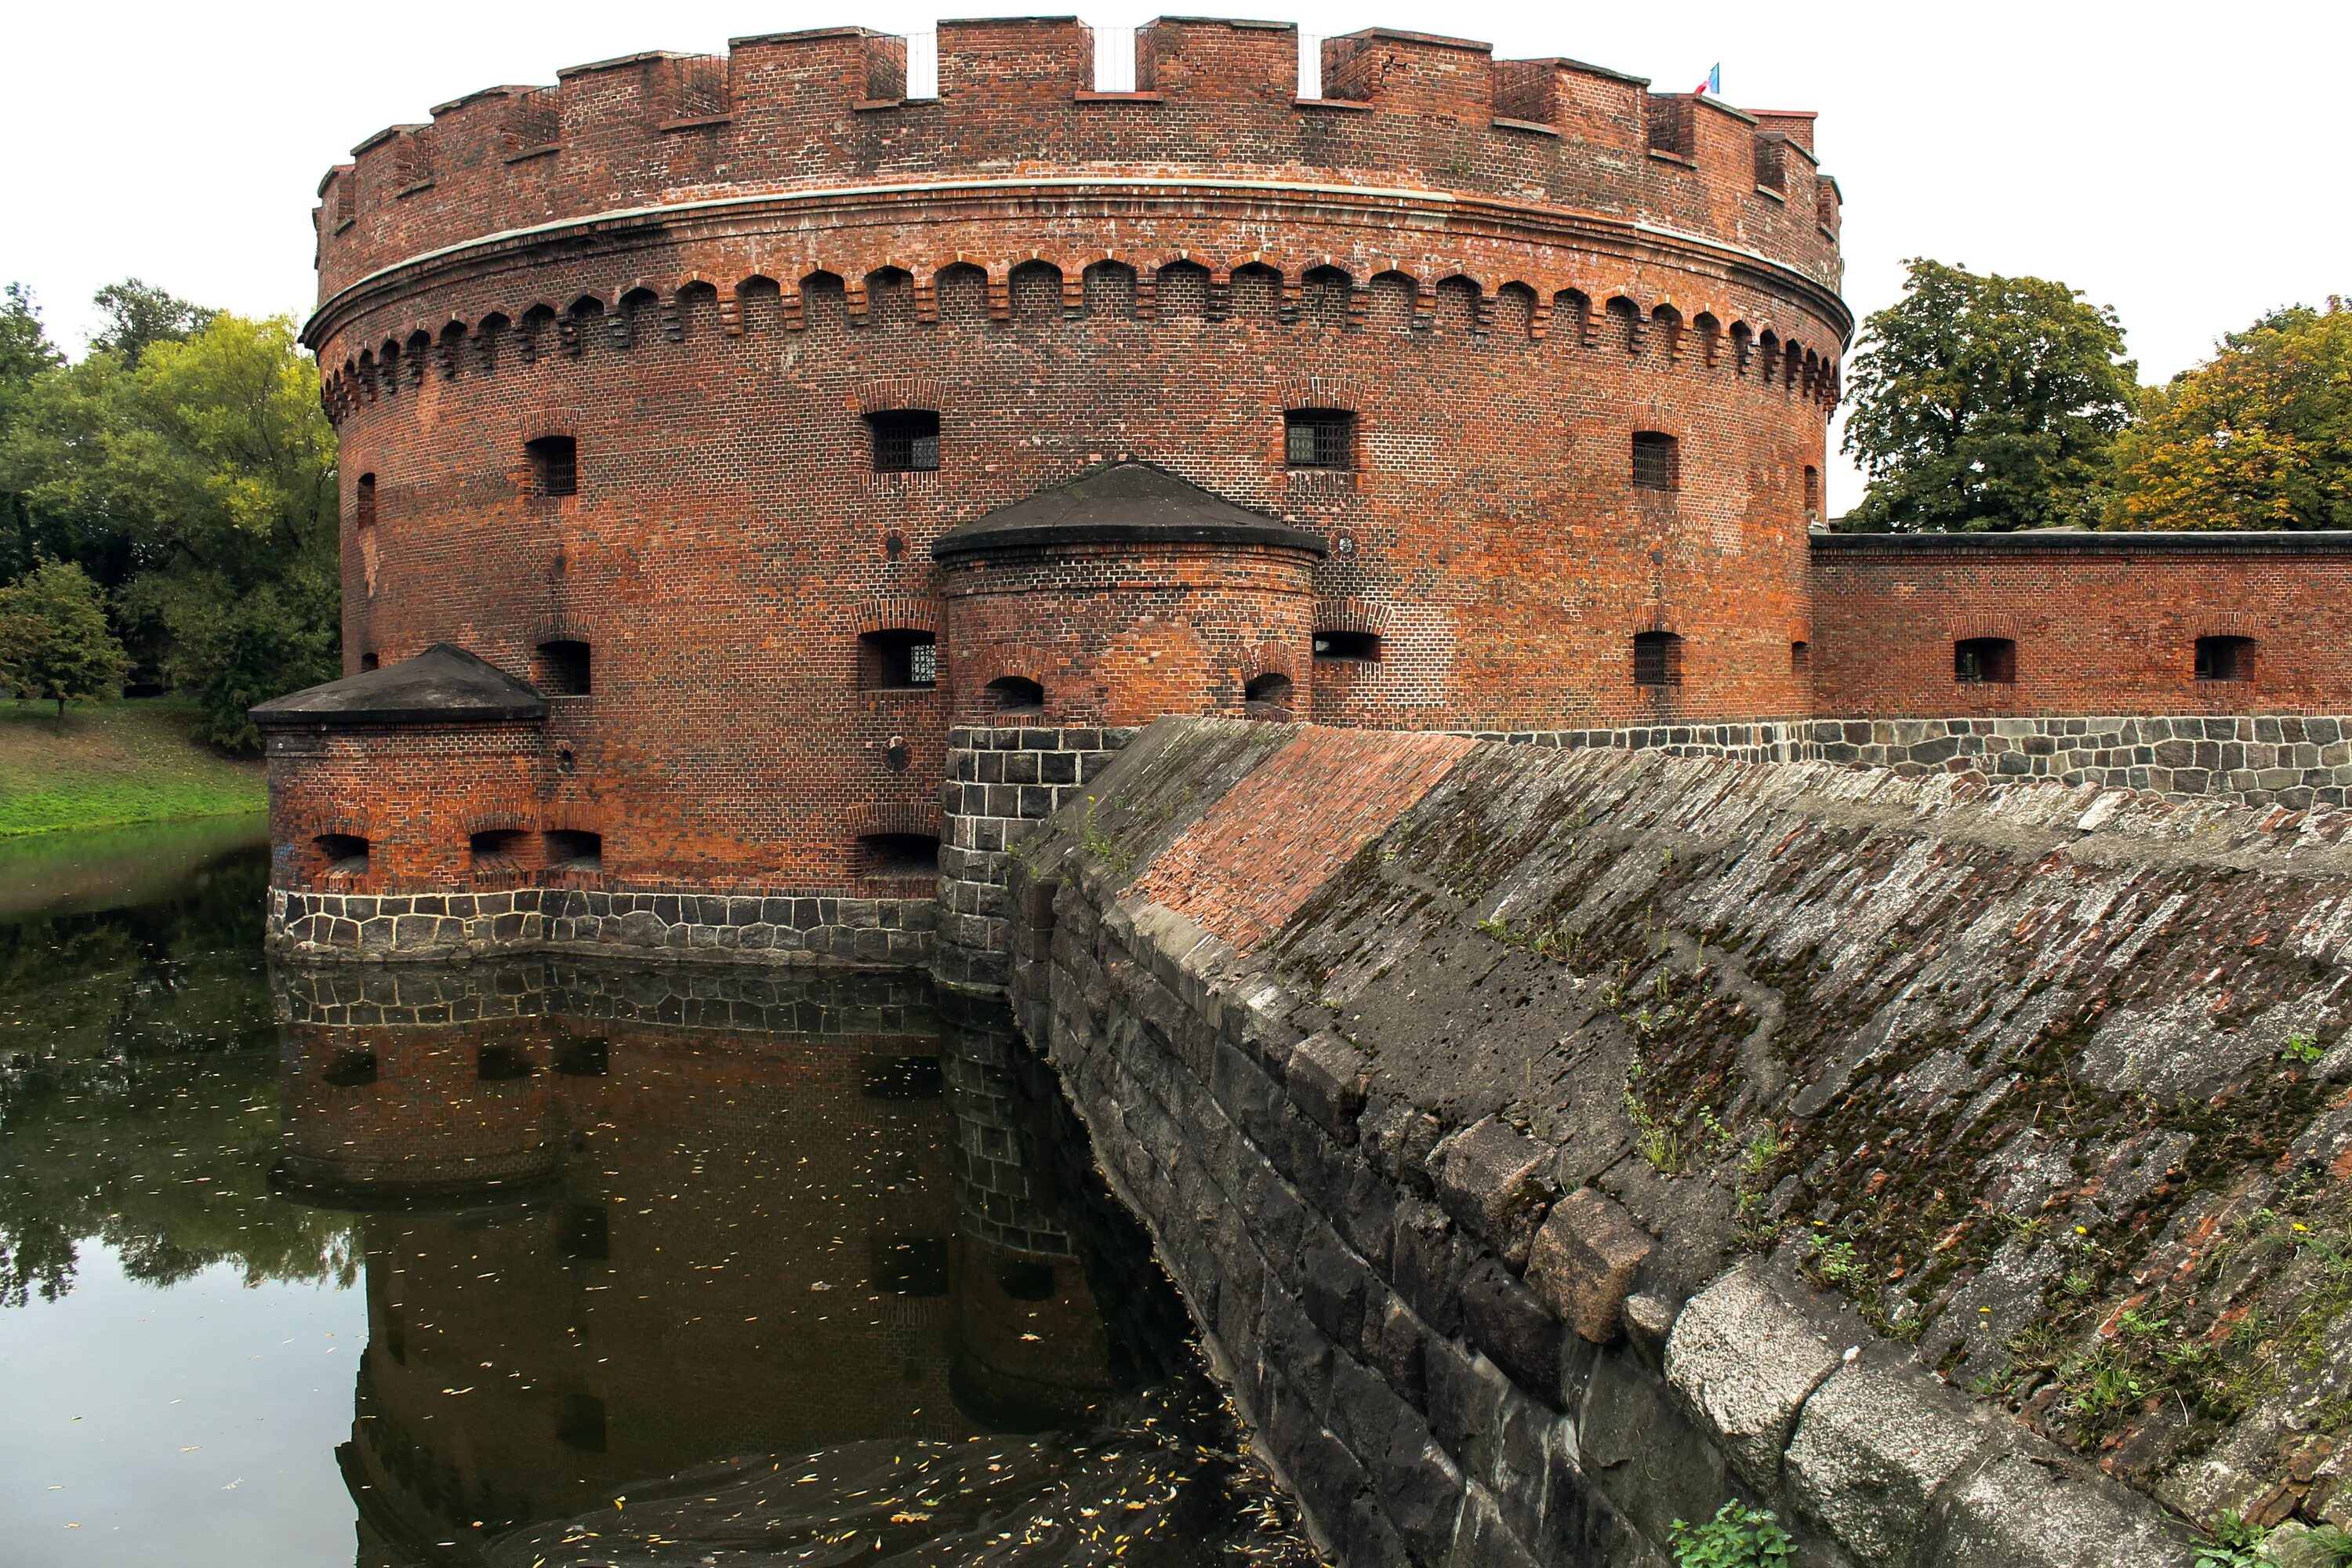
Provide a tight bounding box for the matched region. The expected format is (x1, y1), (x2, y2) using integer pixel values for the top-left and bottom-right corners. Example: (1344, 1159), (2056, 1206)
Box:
(0, 821), (1314, 1566)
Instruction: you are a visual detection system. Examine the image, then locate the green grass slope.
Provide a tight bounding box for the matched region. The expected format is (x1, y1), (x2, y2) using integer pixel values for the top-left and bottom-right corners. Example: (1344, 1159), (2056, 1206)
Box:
(0, 699), (265, 837)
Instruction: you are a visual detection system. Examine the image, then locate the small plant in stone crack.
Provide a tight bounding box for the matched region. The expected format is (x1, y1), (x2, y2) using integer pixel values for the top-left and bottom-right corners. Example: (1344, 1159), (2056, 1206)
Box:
(1733, 1126), (1785, 1250)
(2282, 1033), (2326, 1066)
(1624, 1062), (1686, 1174)
(2190, 1512), (2270, 1568)
(1077, 796), (1135, 874)
(1669, 1501), (1793, 1568)
(1806, 1230), (1863, 1286)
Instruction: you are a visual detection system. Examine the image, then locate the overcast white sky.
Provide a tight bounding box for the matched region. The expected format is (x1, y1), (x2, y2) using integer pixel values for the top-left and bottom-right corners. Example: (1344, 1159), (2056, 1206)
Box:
(5, 0), (2345, 509)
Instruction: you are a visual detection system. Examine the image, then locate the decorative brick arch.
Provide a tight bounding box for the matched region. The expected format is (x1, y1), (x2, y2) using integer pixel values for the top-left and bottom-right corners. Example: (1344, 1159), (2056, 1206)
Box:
(853, 376), (948, 416)
(853, 595), (942, 635)
(844, 800), (943, 838)
(1239, 639), (1298, 682)
(1632, 604), (1679, 636)
(2197, 612), (2261, 639)
(962, 643), (1047, 690)
(1278, 372), (1364, 412)
(1948, 614), (2024, 641)
(1316, 597), (1392, 637)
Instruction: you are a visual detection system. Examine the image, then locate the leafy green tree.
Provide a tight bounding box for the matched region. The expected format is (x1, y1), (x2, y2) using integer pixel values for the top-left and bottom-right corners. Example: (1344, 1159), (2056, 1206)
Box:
(88, 278), (215, 368)
(1841, 260), (2137, 532)
(2106, 297), (2352, 530)
(0, 559), (130, 715)
(0, 284), (65, 583)
(0, 305), (338, 747)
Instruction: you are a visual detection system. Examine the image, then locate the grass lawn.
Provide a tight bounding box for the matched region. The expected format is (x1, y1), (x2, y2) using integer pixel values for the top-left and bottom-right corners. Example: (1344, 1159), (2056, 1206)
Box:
(0, 698), (265, 837)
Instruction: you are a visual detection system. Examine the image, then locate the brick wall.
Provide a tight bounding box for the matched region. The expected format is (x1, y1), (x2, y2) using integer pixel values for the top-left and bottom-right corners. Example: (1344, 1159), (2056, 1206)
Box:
(1813, 533), (2352, 717)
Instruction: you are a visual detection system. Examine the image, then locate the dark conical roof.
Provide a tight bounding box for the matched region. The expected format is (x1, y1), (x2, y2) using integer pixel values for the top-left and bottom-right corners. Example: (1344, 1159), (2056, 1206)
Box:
(250, 643), (549, 728)
(931, 461), (1328, 561)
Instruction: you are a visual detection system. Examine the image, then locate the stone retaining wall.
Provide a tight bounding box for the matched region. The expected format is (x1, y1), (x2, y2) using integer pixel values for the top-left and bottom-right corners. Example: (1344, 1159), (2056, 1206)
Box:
(266, 884), (935, 965)
(984, 717), (2352, 1566)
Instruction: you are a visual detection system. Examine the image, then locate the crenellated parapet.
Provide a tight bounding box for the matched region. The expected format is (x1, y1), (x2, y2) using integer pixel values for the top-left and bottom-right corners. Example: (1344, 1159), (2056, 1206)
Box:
(312, 19), (1842, 309)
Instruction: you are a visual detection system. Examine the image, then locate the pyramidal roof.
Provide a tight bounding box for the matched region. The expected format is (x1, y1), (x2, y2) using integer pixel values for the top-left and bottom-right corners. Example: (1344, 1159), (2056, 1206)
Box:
(931, 461), (1328, 561)
(250, 643), (550, 728)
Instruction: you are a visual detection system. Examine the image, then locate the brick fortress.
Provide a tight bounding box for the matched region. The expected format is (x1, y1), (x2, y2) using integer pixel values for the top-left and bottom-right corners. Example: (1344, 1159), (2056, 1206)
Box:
(256, 19), (2352, 973)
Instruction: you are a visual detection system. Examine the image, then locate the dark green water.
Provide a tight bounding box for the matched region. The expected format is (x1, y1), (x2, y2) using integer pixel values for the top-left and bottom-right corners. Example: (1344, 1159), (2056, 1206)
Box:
(0, 822), (1314, 1566)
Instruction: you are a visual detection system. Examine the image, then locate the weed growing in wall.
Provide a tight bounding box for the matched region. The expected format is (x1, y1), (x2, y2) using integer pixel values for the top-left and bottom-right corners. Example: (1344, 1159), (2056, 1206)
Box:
(1669, 1501), (1793, 1567)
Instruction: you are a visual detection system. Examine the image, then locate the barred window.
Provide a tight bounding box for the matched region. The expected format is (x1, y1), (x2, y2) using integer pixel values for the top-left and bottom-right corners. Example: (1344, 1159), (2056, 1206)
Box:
(1632, 631), (1682, 688)
(2195, 636), (2255, 682)
(858, 630), (937, 689)
(527, 435), (576, 497)
(1955, 637), (2016, 684)
(869, 410), (940, 473)
(1285, 408), (1355, 470)
(1632, 432), (1679, 492)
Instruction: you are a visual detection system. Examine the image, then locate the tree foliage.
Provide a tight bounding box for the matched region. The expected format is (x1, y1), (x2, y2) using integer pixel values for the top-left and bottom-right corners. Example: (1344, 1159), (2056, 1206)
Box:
(0, 290), (337, 750)
(0, 559), (130, 714)
(1841, 260), (2137, 532)
(2106, 298), (2352, 530)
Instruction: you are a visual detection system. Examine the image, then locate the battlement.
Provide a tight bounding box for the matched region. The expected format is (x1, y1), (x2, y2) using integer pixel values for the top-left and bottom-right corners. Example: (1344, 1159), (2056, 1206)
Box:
(314, 17), (1840, 304)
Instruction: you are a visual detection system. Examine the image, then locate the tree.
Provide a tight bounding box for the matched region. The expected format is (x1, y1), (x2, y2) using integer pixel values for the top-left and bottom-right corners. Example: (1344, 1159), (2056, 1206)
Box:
(89, 278), (216, 369)
(1840, 260), (2137, 532)
(0, 306), (338, 747)
(0, 559), (130, 715)
(2105, 298), (2352, 531)
(0, 285), (64, 583)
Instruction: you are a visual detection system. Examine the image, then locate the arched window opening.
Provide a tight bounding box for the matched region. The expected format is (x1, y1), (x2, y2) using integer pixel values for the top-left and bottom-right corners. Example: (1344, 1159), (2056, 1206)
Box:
(543, 829), (601, 872)
(1285, 408), (1355, 470)
(1790, 641), (1812, 677)
(985, 675), (1044, 713)
(1314, 630), (1381, 663)
(314, 833), (369, 877)
(526, 434), (576, 497)
(532, 640), (590, 695)
(470, 828), (528, 875)
(868, 409), (940, 473)
(1955, 637), (2016, 685)
(1606, 296), (1642, 354)
(1243, 672), (1294, 708)
(354, 473), (376, 530)
(1632, 431), (1680, 492)
(859, 833), (940, 879)
(1632, 631), (1683, 689)
(1803, 466), (1823, 520)
(2196, 636), (2256, 682)
(360, 652), (380, 673)
(858, 630), (937, 689)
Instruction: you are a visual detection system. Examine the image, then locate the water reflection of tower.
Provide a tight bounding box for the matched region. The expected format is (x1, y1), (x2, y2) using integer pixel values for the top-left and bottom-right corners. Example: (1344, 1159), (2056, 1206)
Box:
(937, 987), (1120, 1428)
(270, 962), (1129, 1566)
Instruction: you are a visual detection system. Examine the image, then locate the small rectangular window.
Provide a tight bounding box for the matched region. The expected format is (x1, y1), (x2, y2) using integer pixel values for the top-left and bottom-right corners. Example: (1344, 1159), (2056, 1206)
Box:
(1632, 432), (1679, 492)
(527, 435), (577, 497)
(858, 630), (937, 689)
(1633, 630), (1683, 688)
(533, 640), (590, 696)
(869, 410), (940, 473)
(1955, 637), (2016, 685)
(1803, 466), (1822, 518)
(1790, 641), (1811, 676)
(354, 473), (377, 529)
(2196, 635), (2255, 682)
(1286, 409), (1355, 470)
(1312, 630), (1381, 662)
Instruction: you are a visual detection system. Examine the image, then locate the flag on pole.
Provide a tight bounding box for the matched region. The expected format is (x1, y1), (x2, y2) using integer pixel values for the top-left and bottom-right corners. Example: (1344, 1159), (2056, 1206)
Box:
(1693, 64), (1720, 96)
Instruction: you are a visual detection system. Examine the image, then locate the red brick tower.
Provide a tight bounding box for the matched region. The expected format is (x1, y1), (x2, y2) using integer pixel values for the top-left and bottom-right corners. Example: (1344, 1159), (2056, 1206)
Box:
(261, 20), (1847, 964)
